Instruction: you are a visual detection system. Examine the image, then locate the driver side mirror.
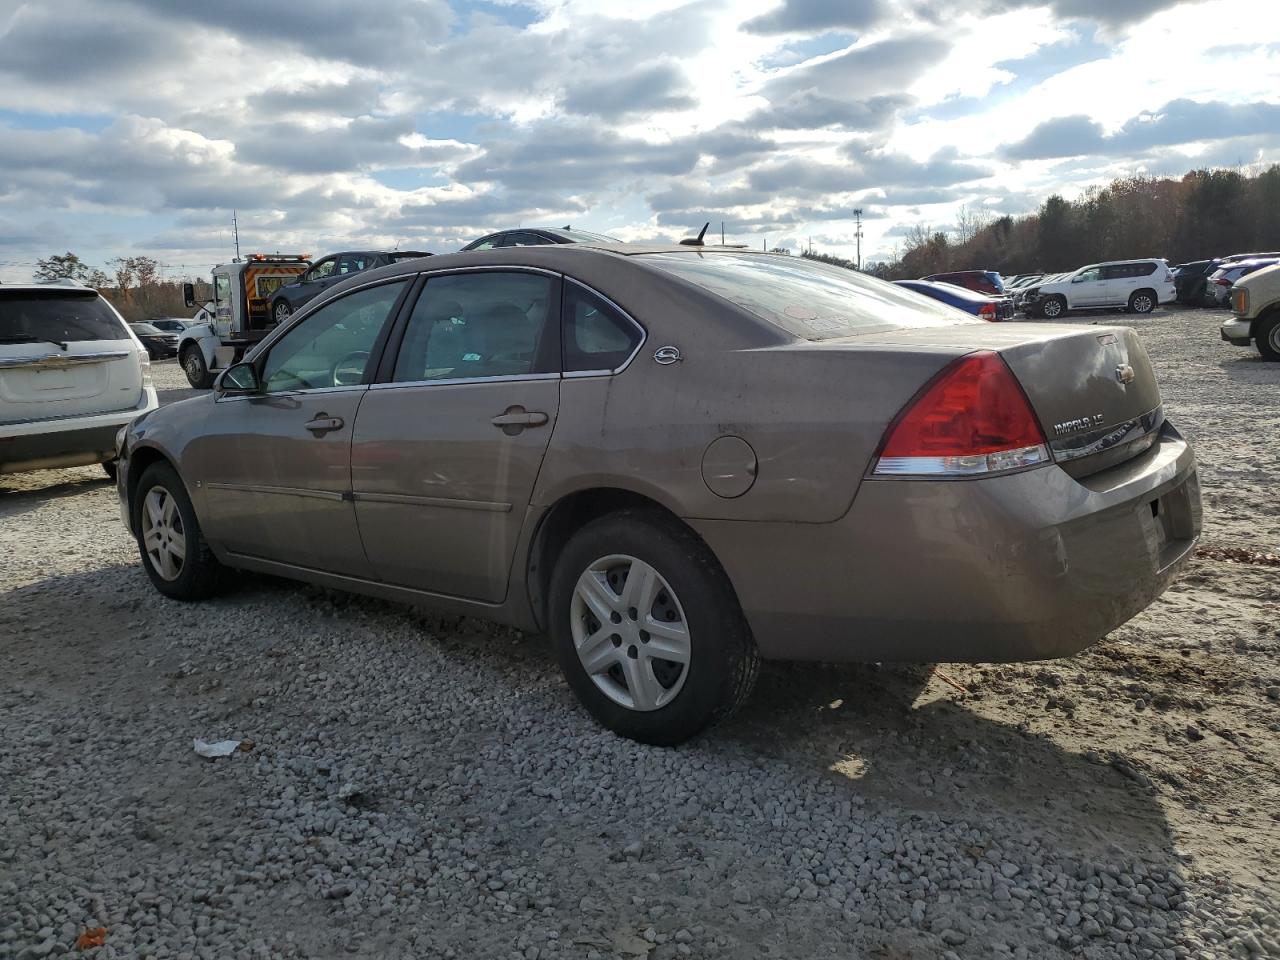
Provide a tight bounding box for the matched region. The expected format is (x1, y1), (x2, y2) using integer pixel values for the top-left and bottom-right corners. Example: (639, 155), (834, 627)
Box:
(1071, 276), (1085, 283)
(216, 361), (261, 395)
(183, 282), (196, 308)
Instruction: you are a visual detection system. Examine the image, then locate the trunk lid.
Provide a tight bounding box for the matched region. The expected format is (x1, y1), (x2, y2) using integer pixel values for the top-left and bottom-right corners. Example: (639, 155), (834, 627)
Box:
(846, 322), (1163, 478)
(0, 289), (144, 425)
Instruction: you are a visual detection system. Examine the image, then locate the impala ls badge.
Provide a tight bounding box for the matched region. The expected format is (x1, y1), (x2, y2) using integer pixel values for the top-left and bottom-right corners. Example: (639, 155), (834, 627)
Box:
(1115, 363), (1136, 385)
(1053, 413), (1105, 436)
(653, 345), (683, 365)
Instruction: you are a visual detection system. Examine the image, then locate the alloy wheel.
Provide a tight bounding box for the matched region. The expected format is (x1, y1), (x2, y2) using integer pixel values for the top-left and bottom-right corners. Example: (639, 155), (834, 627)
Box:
(1133, 294), (1154, 313)
(570, 554), (691, 712)
(141, 487), (186, 581)
(274, 302), (291, 323)
(1270, 323), (1280, 353)
(1043, 299), (1062, 318)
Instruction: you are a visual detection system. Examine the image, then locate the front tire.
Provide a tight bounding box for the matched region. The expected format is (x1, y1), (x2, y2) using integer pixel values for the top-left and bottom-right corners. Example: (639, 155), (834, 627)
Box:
(181, 345), (214, 389)
(549, 510), (759, 745)
(132, 462), (230, 600)
(1128, 289), (1156, 314)
(1257, 316), (1280, 362)
(1039, 295), (1066, 319)
(273, 300), (292, 324)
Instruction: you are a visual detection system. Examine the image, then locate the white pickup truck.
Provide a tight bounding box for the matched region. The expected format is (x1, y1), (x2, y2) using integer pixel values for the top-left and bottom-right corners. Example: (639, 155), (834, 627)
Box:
(1221, 262), (1280, 361)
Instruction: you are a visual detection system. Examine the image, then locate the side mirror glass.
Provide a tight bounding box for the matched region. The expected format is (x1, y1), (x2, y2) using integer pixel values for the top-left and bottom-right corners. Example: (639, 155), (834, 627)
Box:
(217, 361), (260, 394)
(183, 282), (196, 308)
(1071, 276), (1085, 283)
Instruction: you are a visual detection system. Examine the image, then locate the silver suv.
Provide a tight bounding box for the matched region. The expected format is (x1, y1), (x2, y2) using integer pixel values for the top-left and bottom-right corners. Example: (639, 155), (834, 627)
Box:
(1, 281), (157, 476)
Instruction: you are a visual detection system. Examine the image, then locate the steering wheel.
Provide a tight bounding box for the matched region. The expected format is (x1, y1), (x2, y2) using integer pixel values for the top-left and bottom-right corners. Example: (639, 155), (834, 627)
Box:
(332, 350), (370, 387)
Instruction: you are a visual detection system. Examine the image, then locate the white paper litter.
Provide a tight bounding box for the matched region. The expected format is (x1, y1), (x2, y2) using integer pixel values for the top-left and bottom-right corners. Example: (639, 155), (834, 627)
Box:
(193, 738), (242, 758)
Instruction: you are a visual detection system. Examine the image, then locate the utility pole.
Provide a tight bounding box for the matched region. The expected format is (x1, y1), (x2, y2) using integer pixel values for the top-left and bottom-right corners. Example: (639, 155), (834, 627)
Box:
(720, 222), (725, 245)
(232, 210), (241, 261)
(853, 208), (863, 271)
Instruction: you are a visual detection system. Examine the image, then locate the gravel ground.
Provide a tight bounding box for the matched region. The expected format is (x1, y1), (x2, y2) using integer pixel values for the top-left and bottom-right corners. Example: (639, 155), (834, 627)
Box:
(2, 319), (1278, 960)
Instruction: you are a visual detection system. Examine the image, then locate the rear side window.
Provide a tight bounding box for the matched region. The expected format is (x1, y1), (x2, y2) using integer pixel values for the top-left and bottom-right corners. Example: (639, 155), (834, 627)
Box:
(392, 271), (558, 382)
(640, 252), (975, 340)
(563, 282), (642, 372)
(0, 291), (127, 343)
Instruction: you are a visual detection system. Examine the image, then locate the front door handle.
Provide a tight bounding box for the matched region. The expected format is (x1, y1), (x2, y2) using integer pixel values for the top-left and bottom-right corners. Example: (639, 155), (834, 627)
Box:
(305, 414), (344, 436)
(491, 406), (549, 434)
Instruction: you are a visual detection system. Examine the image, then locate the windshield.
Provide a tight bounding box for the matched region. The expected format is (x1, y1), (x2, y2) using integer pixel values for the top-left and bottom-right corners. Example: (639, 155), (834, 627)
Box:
(639, 252), (977, 340)
(0, 291), (127, 342)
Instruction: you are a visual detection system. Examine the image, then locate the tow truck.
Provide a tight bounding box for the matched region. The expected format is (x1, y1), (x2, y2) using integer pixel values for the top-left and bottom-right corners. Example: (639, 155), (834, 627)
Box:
(178, 253), (310, 388)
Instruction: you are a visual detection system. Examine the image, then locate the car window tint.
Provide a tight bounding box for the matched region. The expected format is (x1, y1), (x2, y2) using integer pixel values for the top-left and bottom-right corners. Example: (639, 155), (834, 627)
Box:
(639, 252), (977, 340)
(393, 272), (554, 382)
(563, 283), (641, 372)
(0, 291), (127, 342)
(337, 256), (369, 274)
(261, 281), (406, 393)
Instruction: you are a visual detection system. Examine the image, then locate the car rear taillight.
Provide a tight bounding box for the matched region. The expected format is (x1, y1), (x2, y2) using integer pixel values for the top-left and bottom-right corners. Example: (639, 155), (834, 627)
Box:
(1213, 278), (1231, 286)
(1164, 270), (1174, 282)
(872, 352), (1049, 477)
(977, 302), (997, 321)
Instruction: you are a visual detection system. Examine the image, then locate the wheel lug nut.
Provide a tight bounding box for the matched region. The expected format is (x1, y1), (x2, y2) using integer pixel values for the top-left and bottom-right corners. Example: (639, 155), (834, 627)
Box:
(610, 611), (622, 624)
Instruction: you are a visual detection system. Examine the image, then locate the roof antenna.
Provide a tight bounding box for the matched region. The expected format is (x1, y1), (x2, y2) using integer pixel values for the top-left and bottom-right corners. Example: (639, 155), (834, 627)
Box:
(679, 222), (710, 247)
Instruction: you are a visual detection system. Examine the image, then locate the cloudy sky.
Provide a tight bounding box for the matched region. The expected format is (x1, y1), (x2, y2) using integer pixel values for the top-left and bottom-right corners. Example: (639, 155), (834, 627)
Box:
(0, 0), (1277, 281)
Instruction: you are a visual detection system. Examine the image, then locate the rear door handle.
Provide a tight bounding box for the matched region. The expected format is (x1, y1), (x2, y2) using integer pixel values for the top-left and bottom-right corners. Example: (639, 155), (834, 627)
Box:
(491, 406), (549, 432)
(305, 414), (344, 436)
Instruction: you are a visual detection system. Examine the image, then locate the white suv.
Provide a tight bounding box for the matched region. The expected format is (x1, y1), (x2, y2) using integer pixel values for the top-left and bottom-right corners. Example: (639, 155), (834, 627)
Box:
(1022, 259), (1176, 319)
(1, 281), (158, 476)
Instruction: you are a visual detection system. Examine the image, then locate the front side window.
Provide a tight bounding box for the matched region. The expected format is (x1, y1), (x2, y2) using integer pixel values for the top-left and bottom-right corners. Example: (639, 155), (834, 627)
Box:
(1075, 267), (1103, 283)
(466, 236), (500, 251)
(337, 255), (369, 275)
(214, 274), (231, 303)
(260, 281), (406, 393)
(502, 232), (552, 247)
(563, 283), (642, 372)
(0, 291), (127, 343)
(639, 252), (975, 340)
(306, 258), (337, 282)
(392, 272), (555, 382)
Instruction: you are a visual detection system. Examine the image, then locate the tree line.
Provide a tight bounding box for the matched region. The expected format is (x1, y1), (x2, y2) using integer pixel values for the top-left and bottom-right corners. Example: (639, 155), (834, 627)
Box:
(32, 252), (206, 322)
(875, 163), (1280, 279)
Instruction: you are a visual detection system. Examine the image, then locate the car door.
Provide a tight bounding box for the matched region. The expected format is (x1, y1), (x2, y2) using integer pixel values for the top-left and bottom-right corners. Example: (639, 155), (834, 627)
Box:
(197, 279), (411, 575)
(1068, 266), (1106, 306)
(351, 269), (562, 602)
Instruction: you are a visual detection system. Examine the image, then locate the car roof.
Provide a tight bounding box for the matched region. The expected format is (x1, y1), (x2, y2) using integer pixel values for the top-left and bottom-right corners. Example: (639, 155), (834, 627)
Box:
(0, 281), (98, 294)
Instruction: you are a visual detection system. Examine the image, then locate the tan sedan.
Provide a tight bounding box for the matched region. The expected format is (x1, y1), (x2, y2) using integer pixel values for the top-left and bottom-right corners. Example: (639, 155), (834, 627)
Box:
(117, 244), (1201, 744)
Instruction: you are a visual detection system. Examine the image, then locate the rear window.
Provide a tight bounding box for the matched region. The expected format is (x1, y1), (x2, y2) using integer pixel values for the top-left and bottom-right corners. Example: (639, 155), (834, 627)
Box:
(0, 291), (127, 343)
(639, 252), (976, 340)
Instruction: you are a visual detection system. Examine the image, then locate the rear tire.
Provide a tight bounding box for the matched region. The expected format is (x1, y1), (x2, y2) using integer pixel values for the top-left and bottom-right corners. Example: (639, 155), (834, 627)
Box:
(1039, 295), (1066, 319)
(1128, 289), (1156, 314)
(132, 462), (230, 600)
(1257, 316), (1280, 362)
(549, 509), (759, 745)
(181, 345), (214, 389)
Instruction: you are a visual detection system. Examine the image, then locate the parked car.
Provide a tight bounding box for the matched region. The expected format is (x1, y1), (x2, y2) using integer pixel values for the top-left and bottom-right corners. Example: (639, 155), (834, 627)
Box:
(1021, 259), (1175, 318)
(1219, 251), (1280, 264)
(1, 281), (157, 477)
(1171, 260), (1221, 305)
(129, 322), (180, 360)
(115, 244), (1200, 745)
(1221, 262), (1280, 361)
(461, 227), (621, 251)
(147, 317), (197, 334)
(921, 270), (1005, 296)
(1205, 259), (1279, 306)
(268, 251), (431, 324)
(893, 279), (1014, 320)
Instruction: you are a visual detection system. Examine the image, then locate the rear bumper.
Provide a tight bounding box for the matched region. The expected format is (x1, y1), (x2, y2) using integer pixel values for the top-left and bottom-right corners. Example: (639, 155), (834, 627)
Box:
(691, 423), (1201, 663)
(0, 389), (158, 474)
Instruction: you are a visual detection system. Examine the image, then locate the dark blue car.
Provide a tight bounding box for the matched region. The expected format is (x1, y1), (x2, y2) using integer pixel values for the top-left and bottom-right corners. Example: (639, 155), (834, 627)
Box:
(894, 280), (1013, 320)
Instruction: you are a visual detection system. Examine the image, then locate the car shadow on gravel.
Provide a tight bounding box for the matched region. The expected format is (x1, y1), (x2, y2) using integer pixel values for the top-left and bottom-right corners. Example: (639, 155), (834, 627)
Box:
(0, 471), (114, 520)
(721, 659), (1184, 885)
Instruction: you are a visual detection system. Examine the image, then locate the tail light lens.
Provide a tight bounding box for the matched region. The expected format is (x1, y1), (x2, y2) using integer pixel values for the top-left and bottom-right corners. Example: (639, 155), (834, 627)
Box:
(872, 352), (1049, 477)
(977, 302), (997, 321)
(138, 349), (153, 387)
(1164, 270), (1174, 282)
(1214, 278), (1231, 286)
